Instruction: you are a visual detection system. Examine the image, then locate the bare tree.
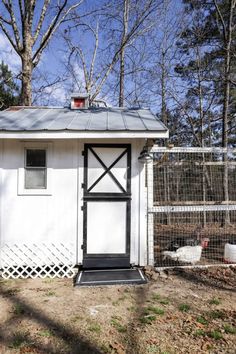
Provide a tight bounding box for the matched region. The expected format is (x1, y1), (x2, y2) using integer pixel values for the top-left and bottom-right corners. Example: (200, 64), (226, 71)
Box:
(63, 0), (162, 105)
(213, 0), (236, 150)
(0, 0), (83, 106)
(119, 0), (129, 107)
(146, 0), (184, 224)
(63, 21), (100, 101)
(213, 0), (236, 224)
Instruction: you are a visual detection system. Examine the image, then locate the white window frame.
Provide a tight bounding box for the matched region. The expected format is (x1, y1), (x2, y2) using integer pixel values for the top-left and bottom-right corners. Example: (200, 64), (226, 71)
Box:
(18, 142), (53, 196)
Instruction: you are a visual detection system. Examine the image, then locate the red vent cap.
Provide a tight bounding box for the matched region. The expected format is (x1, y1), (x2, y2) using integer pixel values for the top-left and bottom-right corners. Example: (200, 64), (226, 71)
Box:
(74, 98), (85, 108)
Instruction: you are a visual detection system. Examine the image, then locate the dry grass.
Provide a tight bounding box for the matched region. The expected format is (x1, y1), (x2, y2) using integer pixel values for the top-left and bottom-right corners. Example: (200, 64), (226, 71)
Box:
(0, 267), (235, 354)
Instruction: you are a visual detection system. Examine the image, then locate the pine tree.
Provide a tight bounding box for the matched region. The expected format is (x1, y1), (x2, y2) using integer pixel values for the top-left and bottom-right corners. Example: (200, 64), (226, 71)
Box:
(176, 0), (236, 147)
(0, 61), (19, 110)
(176, 0), (236, 224)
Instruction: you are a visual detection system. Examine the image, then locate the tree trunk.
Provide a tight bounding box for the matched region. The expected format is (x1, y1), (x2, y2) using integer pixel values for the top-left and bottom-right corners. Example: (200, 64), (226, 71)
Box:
(21, 56), (33, 106)
(160, 45), (171, 224)
(220, 0), (235, 225)
(197, 51), (207, 227)
(119, 48), (125, 107)
(222, 63), (230, 225)
(119, 0), (129, 107)
(161, 52), (168, 129)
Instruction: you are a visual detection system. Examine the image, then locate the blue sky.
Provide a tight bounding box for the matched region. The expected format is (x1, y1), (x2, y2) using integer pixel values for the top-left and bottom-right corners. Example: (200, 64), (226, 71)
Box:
(0, 0), (184, 110)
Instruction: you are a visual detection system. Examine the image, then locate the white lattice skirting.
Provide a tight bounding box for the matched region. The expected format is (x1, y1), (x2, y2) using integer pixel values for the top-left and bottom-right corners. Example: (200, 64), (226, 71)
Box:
(0, 243), (76, 279)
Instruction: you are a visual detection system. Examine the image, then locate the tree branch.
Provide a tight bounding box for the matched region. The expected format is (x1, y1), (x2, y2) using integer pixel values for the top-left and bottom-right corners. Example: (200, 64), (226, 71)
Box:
(70, 44), (89, 91)
(0, 22), (18, 53)
(2, 0), (22, 50)
(18, 0), (24, 22)
(0, 15), (12, 26)
(33, 0), (50, 44)
(213, 0), (227, 42)
(89, 22), (99, 88)
(90, 0), (160, 101)
(28, 0), (37, 29)
(32, 1), (83, 66)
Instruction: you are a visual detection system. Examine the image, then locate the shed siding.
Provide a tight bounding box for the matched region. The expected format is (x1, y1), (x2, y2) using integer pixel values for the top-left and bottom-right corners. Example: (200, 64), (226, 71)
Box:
(0, 140), (78, 265)
(0, 138), (146, 269)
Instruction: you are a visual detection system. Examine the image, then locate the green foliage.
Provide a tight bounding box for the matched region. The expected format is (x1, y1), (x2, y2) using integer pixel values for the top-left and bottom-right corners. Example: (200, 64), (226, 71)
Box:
(152, 293), (161, 301)
(13, 303), (25, 315)
(159, 299), (170, 305)
(209, 310), (225, 320)
(195, 328), (224, 340)
(196, 316), (208, 325)
(223, 324), (236, 335)
(127, 306), (137, 312)
(194, 329), (206, 337)
(178, 303), (191, 312)
(0, 61), (19, 110)
(44, 290), (56, 297)
(175, 0), (236, 147)
(42, 278), (54, 284)
(209, 297), (221, 305)
(88, 323), (101, 333)
(146, 306), (165, 315)
(38, 329), (54, 337)
(151, 293), (170, 305)
(139, 315), (156, 324)
(110, 316), (127, 333)
(208, 330), (223, 340)
(9, 331), (29, 348)
(140, 305), (165, 324)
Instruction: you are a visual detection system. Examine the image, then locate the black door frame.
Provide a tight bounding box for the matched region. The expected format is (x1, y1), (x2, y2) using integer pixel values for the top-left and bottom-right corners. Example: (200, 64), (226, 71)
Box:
(83, 143), (131, 269)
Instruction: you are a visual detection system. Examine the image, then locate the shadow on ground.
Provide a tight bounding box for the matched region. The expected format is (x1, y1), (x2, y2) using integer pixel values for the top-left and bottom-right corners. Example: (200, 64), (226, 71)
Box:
(174, 267), (236, 292)
(125, 284), (151, 354)
(0, 282), (102, 354)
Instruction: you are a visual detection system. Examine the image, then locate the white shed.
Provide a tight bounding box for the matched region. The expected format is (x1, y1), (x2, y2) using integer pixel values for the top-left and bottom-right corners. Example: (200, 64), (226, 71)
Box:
(0, 97), (168, 279)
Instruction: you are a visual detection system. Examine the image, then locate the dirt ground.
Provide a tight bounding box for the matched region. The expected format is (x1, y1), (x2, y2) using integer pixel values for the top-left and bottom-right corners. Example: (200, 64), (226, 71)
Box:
(0, 267), (235, 354)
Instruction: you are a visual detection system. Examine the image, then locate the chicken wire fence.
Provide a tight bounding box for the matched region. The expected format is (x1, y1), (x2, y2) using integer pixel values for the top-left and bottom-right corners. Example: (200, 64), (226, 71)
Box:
(147, 146), (236, 268)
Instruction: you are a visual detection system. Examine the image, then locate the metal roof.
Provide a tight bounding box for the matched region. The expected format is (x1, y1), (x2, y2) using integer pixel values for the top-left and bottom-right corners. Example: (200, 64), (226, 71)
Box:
(0, 107), (168, 133)
(71, 92), (89, 98)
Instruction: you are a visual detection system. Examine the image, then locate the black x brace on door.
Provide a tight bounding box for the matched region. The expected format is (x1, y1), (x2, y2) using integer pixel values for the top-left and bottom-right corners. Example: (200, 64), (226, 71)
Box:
(83, 144), (131, 269)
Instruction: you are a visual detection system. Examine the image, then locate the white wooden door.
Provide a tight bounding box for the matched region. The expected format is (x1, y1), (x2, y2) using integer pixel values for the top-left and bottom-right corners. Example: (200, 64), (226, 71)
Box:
(83, 144), (131, 268)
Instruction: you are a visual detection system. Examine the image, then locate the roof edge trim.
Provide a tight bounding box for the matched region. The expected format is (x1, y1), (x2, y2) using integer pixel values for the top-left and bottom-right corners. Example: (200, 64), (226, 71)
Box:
(0, 130), (169, 139)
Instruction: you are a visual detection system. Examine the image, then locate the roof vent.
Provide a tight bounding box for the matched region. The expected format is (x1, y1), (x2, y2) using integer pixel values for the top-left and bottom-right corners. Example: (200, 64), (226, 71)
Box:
(71, 93), (89, 109)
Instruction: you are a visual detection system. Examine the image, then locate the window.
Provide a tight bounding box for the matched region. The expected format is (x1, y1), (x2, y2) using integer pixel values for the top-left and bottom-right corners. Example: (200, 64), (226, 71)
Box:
(18, 142), (52, 196)
(25, 149), (47, 189)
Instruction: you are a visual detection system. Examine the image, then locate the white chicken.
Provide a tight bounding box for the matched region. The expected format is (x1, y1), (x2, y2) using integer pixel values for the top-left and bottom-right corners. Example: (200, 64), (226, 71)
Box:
(162, 245), (202, 264)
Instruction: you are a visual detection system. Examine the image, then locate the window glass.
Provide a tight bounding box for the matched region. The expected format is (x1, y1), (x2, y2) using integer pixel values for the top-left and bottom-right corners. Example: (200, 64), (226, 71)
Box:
(25, 169), (46, 189)
(25, 149), (47, 189)
(26, 149), (46, 167)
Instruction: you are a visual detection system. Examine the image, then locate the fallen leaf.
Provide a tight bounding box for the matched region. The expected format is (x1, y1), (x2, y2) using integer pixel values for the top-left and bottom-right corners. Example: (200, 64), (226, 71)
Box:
(110, 341), (126, 354)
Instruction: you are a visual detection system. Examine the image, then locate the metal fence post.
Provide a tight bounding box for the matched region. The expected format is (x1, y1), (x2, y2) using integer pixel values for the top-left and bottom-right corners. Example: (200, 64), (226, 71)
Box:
(147, 158), (154, 266)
